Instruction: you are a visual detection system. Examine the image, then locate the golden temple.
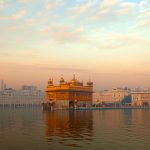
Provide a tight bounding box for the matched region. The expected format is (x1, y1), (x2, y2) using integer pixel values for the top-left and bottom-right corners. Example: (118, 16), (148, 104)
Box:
(43, 75), (93, 110)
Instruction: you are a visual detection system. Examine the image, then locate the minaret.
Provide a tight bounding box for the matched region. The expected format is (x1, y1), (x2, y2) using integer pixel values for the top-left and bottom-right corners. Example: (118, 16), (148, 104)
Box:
(48, 78), (53, 86)
(4, 83), (6, 90)
(86, 79), (93, 87)
(60, 75), (65, 84)
(1, 80), (4, 91)
(73, 74), (76, 80)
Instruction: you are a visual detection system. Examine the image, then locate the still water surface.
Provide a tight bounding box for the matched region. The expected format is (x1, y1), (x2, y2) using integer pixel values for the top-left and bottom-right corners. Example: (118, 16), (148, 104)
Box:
(0, 108), (150, 150)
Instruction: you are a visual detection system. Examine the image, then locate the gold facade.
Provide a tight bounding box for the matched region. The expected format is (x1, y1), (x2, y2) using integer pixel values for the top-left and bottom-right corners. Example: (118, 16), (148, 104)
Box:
(43, 75), (93, 110)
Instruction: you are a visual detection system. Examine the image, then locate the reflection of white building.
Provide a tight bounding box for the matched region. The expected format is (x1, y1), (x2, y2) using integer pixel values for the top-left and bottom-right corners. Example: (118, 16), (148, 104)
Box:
(0, 85), (44, 106)
(93, 87), (131, 104)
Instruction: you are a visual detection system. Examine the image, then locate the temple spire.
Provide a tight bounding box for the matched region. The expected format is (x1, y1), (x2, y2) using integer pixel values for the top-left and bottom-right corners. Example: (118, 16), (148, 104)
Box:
(73, 74), (75, 79)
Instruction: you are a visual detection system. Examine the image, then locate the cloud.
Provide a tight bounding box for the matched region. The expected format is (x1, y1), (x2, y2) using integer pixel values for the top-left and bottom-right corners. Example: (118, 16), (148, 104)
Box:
(17, 0), (32, 3)
(0, 16), (9, 20)
(133, 0), (150, 29)
(70, 3), (88, 14)
(115, 8), (131, 15)
(139, 0), (150, 18)
(115, 2), (137, 15)
(44, 0), (63, 11)
(0, 62), (90, 74)
(0, 49), (38, 58)
(12, 9), (27, 20)
(0, 52), (12, 57)
(69, 0), (124, 21)
(69, 0), (97, 17)
(52, 26), (85, 43)
(39, 24), (87, 43)
(99, 0), (119, 14)
(139, 0), (148, 8)
(110, 33), (150, 46)
(89, 32), (150, 51)
(0, 0), (5, 9)
(137, 19), (150, 29)
(88, 0), (137, 21)
(120, 2), (137, 7)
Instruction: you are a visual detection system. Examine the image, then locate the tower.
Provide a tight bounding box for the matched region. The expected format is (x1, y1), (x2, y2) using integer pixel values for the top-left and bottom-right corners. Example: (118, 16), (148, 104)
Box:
(1, 80), (4, 91)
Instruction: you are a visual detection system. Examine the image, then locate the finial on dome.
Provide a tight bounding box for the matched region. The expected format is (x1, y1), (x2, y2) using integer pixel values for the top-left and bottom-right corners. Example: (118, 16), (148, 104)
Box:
(60, 75), (65, 84)
(87, 78), (93, 87)
(48, 77), (53, 85)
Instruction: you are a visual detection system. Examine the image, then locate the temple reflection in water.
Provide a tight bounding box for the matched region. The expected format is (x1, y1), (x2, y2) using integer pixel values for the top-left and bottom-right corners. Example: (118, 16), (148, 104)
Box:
(44, 110), (93, 147)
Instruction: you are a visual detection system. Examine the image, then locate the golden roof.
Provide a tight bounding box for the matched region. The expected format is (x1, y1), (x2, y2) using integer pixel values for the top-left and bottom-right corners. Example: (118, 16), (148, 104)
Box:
(87, 79), (93, 86)
(48, 78), (53, 85)
(70, 74), (79, 84)
(60, 76), (65, 83)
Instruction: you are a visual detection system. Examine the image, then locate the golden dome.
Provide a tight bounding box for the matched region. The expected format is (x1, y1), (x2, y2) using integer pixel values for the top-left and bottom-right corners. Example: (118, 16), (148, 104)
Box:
(48, 78), (53, 85)
(87, 79), (93, 86)
(60, 76), (65, 83)
(70, 74), (78, 84)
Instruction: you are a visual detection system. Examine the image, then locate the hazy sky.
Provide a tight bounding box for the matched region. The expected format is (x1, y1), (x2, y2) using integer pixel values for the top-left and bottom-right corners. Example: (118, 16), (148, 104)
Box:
(0, 0), (150, 90)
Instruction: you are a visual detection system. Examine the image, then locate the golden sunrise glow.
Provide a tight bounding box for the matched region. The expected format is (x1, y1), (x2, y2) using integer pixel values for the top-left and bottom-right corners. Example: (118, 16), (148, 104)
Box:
(0, 0), (150, 90)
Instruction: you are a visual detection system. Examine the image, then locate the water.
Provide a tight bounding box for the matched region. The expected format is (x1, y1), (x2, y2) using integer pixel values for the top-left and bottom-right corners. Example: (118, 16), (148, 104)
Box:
(0, 108), (150, 150)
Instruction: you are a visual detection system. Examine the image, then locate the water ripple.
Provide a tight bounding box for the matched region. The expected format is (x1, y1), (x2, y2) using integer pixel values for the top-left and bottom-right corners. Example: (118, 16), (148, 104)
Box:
(1, 109), (150, 150)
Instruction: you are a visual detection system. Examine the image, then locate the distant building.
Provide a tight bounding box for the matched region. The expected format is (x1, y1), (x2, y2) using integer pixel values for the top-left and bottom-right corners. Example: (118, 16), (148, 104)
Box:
(131, 92), (150, 106)
(93, 90), (112, 104)
(93, 87), (131, 105)
(22, 85), (37, 91)
(43, 75), (93, 110)
(0, 85), (44, 107)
